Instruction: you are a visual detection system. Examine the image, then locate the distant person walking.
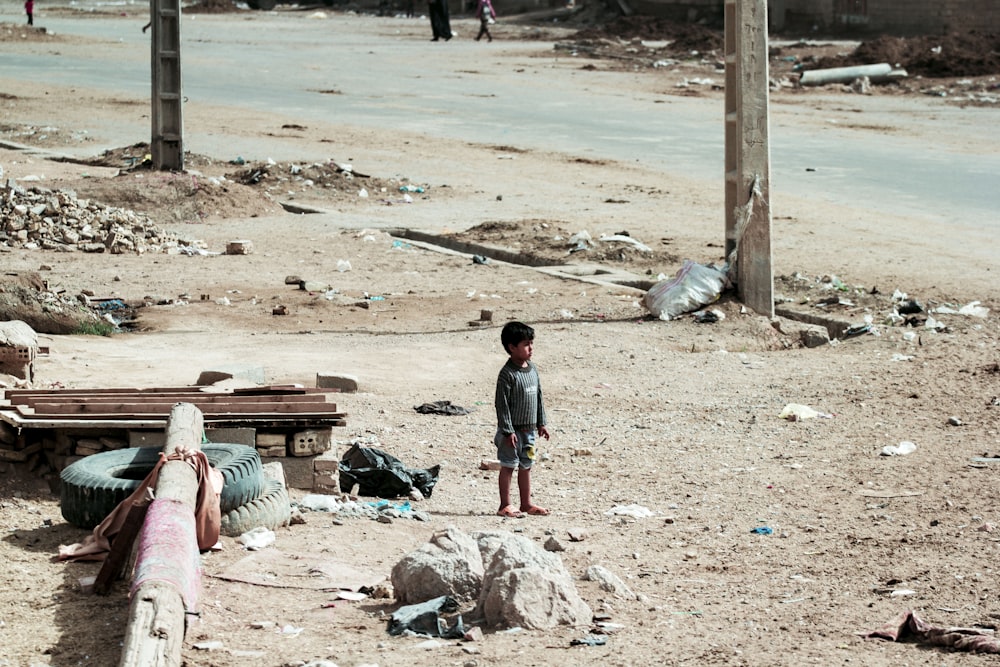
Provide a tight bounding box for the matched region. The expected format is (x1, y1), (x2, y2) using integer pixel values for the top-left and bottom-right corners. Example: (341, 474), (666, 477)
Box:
(475, 0), (495, 42)
(427, 0), (452, 41)
(25, 0), (34, 26)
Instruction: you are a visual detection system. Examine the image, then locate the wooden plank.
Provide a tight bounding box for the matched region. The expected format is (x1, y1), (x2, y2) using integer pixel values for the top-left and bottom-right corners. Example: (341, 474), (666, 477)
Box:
(7, 407), (344, 420)
(12, 393), (331, 407)
(3, 385), (330, 399)
(24, 401), (340, 415)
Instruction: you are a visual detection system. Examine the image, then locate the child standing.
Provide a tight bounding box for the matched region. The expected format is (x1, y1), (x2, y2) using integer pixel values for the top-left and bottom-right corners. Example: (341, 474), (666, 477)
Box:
(475, 0), (495, 42)
(25, 0), (34, 26)
(494, 321), (550, 518)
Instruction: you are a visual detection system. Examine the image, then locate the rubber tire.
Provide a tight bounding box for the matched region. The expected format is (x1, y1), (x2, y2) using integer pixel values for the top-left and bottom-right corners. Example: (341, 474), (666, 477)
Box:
(220, 478), (291, 537)
(60, 443), (264, 529)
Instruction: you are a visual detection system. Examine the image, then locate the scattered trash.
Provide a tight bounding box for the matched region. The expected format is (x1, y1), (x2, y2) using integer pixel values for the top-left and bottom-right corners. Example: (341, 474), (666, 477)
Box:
(933, 301), (989, 318)
(387, 595), (464, 638)
(472, 255), (489, 265)
(947, 416), (962, 426)
(413, 400), (471, 415)
(693, 308), (724, 324)
(604, 504), (655, 519)
(642, 260), (729, 321)
(881, 441), (917, 457)
(399, 184), (425, 193)
(339, 444), (440, 499)
(570, 635), (608, 647)
(891, 353), (914, 362)
(337, 260), (352, 272)
(750, 526), (773, 535)
(598, 233), (651, 252)
(843, 323), (874, 338)
(778, 403), (832, 421)
(237, 526), (276, 551)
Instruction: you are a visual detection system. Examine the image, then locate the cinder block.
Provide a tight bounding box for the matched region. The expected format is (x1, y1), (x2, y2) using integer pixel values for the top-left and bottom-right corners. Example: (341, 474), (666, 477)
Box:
(205, 428), (256, 446)
(313, 449), (341, 473)
(261, 456), (313, 489)
(312, 470), (340, 494)
(256, 445), (286, 458)
(290, 429), (331, 457)
(256, 432), (287, 447)
(316, 372), (359, 393)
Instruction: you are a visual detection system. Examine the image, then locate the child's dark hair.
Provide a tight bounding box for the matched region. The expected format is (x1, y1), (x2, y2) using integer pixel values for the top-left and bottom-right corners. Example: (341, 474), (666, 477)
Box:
(501, 321), (534, 353)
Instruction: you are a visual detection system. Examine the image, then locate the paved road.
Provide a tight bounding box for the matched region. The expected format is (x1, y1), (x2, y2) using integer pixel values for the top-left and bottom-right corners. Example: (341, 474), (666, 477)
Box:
(2, 8), (998, 234)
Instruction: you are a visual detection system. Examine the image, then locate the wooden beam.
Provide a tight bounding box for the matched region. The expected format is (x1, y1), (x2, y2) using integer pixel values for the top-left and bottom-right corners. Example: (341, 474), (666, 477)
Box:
(119, 403), (202, 667)
(11, 394), (331, 407)
(24, 401), (338, 415)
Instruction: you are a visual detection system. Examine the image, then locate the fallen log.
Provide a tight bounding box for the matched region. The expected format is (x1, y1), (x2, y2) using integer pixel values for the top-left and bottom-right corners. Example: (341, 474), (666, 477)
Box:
(119, 403), (204, 667)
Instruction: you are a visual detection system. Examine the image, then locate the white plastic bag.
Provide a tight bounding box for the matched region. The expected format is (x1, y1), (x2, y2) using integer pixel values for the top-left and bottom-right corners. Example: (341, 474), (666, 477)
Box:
(642, 260), (729, 320)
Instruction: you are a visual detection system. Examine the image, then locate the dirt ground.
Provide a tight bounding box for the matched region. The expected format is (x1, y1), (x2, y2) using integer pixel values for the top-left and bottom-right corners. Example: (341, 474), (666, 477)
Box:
(1, 6), (999, 667)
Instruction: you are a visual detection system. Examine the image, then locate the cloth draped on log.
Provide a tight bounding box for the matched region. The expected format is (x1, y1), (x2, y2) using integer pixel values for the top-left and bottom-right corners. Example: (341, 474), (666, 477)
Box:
(57, 448), (223, 562)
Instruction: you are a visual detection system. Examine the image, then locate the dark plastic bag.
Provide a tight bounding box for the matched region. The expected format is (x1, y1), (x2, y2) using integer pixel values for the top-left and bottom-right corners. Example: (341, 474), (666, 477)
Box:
(387, 595), (464, 638)
(339, 444), (440, 499)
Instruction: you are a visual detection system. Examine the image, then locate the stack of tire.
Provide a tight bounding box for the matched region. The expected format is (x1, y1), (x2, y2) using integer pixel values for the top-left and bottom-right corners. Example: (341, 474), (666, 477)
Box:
(60, 443), (291, 537)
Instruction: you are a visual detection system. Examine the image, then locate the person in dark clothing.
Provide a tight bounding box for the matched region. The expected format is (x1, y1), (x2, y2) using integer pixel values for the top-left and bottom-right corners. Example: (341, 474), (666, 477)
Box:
(25, 0), (34, 26)
(475, 0), (495, 42)
(428, 0), (452, 41)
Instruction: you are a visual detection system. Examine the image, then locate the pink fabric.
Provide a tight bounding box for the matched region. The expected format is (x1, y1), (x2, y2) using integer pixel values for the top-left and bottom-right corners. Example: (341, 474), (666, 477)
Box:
(57, 448), (222, 562)
(131, 498), (202, 611)
(861, 609), (1000, 654)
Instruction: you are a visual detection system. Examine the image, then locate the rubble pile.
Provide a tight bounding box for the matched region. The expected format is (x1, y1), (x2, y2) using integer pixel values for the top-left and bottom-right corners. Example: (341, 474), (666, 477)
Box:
(1, 179), (183, 254)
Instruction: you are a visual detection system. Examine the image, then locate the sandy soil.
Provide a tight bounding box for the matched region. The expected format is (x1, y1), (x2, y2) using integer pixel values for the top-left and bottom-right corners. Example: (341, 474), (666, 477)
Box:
(1, 8), (999, 667)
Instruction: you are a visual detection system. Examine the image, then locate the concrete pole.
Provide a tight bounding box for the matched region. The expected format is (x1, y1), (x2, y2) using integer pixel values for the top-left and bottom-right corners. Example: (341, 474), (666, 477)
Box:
(724, 0), (774, 317)
(150, 0), (184, 170)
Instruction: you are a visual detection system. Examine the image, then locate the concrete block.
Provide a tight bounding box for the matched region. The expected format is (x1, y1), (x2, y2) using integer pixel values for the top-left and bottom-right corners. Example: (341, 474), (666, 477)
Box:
(290, 428), (331, 457)
(256, 432), (287, 447)
(205, 427), (256, 446)
(257, 445), (286, 458)
(261, 461), (286, 488)
(313, 470), (340, 494)
(261, 455), (313, 490)
(313, 449), (341, 473)
(316, 372), (359, 393)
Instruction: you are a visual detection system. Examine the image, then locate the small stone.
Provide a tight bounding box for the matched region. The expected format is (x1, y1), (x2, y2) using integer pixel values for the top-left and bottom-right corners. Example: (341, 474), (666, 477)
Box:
(463, 626), (484, 642)
(567, 527), (588, 542)
(947, 416), (962, 426)
(544, 536), (566, 552)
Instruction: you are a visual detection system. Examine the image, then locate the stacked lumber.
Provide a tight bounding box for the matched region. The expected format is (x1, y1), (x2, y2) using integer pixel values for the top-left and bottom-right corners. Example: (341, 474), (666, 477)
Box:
(0, 385), (347, 430)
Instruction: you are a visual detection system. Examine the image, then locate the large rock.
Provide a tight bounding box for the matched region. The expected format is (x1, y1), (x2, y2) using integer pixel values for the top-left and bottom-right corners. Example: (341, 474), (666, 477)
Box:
(474, 531), (592, 630)
(390, 526), (484, 604)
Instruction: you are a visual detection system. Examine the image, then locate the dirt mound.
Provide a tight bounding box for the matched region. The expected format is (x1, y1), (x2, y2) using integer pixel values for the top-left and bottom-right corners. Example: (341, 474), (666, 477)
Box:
(812, 31), (1000, 77)
(184, 0), (240, 14)
(573, 16), (724, 54)
(451, 219), (679, 274)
